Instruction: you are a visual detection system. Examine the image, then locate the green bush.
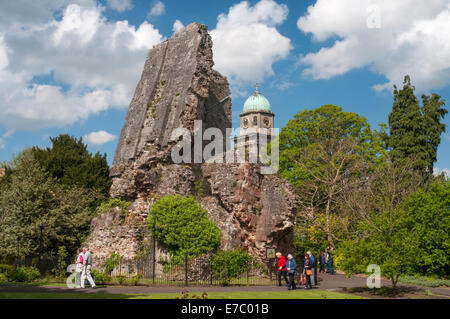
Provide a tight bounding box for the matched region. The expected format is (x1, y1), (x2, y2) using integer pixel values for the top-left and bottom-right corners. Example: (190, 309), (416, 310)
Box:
(0, 273), (8, 284)
(91, 271), (110, 285)
(117, 275), (126, 285)
(148, 195), (221, 264)
(128, 274), (141, 286)
(97, 198), (131, 215)
(0, 264), (13, 279)
(12, 266), (41, 282)
(104, 252), (123, 275)
(401, 180), (450, 277)
(211, 250), (252, 286)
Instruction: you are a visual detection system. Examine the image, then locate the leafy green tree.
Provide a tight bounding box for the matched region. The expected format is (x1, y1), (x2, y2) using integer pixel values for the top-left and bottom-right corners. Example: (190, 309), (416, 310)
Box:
(388, 75), (447, 177)
(148, 195), (221, 263)
(278, 105), (386, 249)
(402, 180), (450, 276)
(339, 158), (425, 288)
(32, 134), (111, 196)
(0, 151), (102, 258)
(421, 93), (448, 174)
(339, 209), (416, 288)
(211, 250), (252, 286)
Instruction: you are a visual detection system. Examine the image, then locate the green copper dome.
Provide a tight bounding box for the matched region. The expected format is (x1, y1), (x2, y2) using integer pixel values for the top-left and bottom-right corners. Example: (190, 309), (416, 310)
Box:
(243, 86), (271, 112)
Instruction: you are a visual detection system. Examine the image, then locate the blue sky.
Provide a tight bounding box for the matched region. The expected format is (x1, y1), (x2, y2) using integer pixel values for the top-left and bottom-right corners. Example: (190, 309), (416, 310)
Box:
(0, 0), (449, 175)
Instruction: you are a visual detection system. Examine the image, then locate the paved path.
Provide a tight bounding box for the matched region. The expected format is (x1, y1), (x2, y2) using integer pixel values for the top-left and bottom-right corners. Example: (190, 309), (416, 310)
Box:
(1, 273), (449, 297)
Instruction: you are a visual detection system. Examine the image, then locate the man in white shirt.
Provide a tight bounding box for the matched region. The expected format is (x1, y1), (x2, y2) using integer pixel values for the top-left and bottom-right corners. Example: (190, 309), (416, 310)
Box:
(80, 247), (96, 289)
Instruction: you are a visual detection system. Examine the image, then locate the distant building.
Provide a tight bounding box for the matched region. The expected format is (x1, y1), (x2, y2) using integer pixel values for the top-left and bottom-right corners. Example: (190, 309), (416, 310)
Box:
(234, 84), (275, 163)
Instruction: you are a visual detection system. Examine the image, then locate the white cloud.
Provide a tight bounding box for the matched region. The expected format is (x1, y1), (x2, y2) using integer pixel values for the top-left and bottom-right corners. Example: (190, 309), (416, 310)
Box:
(0, 129), (14, 149)
(107, 0), (133, 12)
(434, 168), (450, 179)
(84, 130), (117, 146)
(0, 3), (164, 131)
(297, 0), (450, 92)
(210, 0), (292, 86)
(148, 1), (165, 18)
(173, 20), (184, 33)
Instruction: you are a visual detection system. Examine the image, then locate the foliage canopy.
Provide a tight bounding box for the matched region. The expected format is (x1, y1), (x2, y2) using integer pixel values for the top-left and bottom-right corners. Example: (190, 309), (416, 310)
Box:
(148, 195), (221, 263)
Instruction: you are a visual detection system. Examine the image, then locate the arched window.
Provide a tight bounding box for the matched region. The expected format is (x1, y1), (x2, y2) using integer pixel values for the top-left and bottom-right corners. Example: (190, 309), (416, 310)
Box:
(253, 116), (258, 126)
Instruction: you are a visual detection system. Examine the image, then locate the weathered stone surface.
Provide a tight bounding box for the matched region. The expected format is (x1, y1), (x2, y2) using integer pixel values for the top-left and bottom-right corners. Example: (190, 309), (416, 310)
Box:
(86, 23), (297, 270)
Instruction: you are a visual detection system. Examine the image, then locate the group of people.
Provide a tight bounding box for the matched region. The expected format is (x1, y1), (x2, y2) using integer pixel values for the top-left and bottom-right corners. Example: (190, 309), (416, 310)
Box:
(275, 249), (334, 290)
(74, 247), (96, 289)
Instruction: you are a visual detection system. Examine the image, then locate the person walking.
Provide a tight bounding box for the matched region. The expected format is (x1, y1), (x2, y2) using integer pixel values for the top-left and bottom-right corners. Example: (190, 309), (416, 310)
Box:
(307, 251), (317, 286)
(325, 249), (335, 275)
(319, 252), (326, 273)
(286, 254), (297, 290)
(303, 254), (313, 289)
(75, 248), (84, 288)
(276, 252), (289, 287)
(80, 247), (96, 289)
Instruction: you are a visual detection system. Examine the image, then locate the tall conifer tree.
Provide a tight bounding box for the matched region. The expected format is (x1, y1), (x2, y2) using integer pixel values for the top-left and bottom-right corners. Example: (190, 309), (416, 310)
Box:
(388, 75), (447, 177)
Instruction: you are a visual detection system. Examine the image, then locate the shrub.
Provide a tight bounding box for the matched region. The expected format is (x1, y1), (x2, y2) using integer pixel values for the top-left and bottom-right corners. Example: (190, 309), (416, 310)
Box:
(56, 246), (68, 278)
(91, 271), (110, 285)
(0, 264), (13, 279)
(97, 198), (131, 215)
(211, 250), (252, 286)
(12, 266), (41, 282)
(148, 195), (221, 264)
(104, 251), (123, 275)
(401, 180), (450, 277)
(0, 273), (8, 284)
(117, 275), (126, 285)
(129, 274), (141, 286)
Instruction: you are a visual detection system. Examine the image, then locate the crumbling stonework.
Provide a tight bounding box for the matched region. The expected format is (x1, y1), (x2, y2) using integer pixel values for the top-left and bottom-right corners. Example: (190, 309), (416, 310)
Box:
(86, 23), (297, 269)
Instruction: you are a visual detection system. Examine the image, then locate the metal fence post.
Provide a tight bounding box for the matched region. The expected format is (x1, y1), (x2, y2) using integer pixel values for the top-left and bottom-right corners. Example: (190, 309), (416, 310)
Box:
(184, 253), (188, 287)
(152, 241), (156, 285)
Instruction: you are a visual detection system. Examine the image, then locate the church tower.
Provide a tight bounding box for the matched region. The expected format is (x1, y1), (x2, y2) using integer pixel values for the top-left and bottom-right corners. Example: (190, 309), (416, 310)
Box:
(234, 84), (275, 163)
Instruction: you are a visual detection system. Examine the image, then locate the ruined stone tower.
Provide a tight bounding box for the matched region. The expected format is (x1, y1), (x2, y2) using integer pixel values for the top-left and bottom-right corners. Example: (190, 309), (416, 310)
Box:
(86, 23), (297, 268)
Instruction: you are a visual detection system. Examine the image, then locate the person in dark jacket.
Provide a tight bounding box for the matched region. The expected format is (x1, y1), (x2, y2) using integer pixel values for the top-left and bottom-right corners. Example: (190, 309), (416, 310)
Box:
(286, 254), (297, 290)
(325, 249), (335, 275)
(276, 252), (289, 287)
(319, 252), (326, 273)
(303, 254), (313, 289)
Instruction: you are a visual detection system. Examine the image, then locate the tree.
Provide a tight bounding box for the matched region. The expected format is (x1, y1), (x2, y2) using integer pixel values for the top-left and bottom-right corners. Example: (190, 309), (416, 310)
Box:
(0, 151), (102, 259)
(148, 195), (221, 263)
(421, 93), (448, 174)
(339, 210), (416, 288)
(388, 75), (447, 177)
(402, 179), (450, 276)
(278, 105), (386, 249)
(339, 158), (424, 288)
(32, 134), (111, 197)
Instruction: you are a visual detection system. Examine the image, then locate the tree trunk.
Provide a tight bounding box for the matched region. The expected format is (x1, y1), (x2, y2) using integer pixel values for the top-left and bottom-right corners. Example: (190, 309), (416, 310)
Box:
(325, 196), (335, 249)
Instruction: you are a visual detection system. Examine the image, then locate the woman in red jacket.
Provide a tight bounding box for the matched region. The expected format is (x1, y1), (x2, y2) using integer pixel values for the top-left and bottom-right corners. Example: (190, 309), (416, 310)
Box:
(276, 252), (289, 287)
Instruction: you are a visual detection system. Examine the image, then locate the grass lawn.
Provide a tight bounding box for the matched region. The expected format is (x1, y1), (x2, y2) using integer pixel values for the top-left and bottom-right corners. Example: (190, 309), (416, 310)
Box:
(0, 290), (365, 299)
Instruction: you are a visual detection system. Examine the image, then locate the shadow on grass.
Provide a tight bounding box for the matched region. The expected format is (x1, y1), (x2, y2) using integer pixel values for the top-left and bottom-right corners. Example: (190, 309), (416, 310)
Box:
(343, 286), (422, 298)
